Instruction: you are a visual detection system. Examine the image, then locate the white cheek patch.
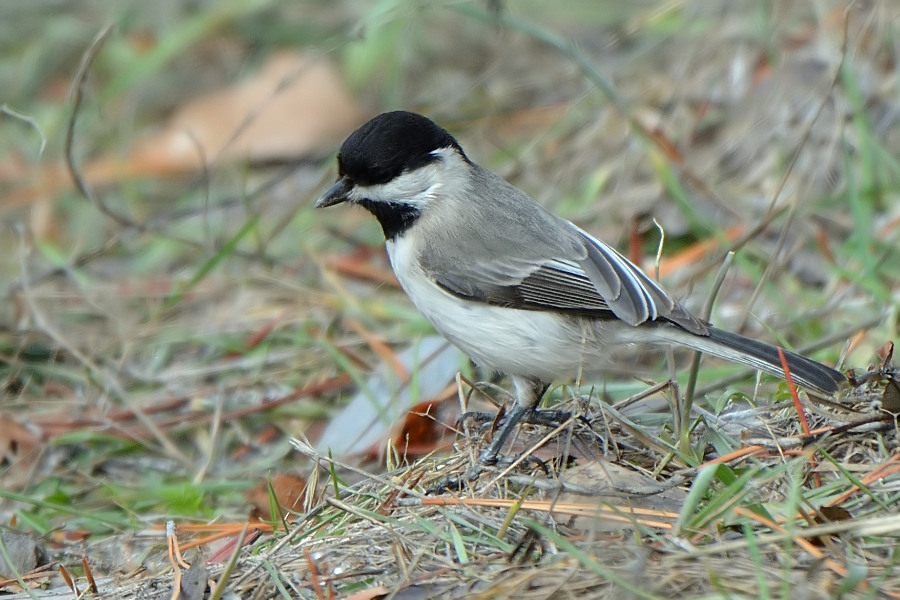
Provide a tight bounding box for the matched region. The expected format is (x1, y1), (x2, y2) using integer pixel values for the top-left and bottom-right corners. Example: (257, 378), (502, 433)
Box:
(351, 164), (443, 209)
(346, 148), (471, 210)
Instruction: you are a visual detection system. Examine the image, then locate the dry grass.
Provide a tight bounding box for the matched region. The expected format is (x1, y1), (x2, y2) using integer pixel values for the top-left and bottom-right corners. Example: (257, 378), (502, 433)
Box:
(106, 383), (900, 599)
(1, 0), (899, 598)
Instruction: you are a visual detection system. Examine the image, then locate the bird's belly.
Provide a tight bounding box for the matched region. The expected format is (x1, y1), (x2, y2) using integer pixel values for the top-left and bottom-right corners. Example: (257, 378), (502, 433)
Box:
(431, 301), (598, 381)
(387, 240), (600, 381)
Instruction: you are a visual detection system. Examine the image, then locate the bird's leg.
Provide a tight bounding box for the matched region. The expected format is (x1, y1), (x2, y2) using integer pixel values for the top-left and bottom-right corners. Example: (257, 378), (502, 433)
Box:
(476, 377), (550, 465)
(429, 378), (553, 493)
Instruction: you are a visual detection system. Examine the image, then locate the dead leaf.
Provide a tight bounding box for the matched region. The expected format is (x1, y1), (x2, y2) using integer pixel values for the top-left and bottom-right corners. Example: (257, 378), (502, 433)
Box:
(316, 336), (460, 458)
(2, 50), (365, 238)
(881, 377), (900, 413)
(0, 413), (42, 489)
(384, 398), (457, 460)
(557, 458), (682, 498)
(246, 473), (307, 521)
(124, 51), (364, 174)
(0, 529), (49, 581)
(547, 459), (686, 535)
(342, 586), (389, 600)
(179, 558), (208, 600)
(817, 505), (852, 523)
(808, 505), (853, 547)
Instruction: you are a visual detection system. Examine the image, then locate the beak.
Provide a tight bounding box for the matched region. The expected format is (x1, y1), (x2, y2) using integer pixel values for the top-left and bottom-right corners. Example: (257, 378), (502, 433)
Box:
(315, 177), (353, 208)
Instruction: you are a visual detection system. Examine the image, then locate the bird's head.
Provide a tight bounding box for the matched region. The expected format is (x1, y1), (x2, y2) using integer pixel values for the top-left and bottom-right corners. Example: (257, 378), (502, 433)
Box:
(316, 111), (470, 240)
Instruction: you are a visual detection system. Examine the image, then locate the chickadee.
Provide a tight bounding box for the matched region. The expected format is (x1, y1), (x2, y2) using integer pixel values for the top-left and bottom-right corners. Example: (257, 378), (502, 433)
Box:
(316, 111), (846, 464)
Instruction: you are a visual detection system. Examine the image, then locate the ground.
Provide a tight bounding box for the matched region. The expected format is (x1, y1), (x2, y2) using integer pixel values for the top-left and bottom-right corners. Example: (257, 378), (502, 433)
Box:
(0, 1), (899, 598)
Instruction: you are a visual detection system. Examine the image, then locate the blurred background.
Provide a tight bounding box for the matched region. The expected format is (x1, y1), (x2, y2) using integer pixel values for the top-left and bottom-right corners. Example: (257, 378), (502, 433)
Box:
(0, 0), (898, 570)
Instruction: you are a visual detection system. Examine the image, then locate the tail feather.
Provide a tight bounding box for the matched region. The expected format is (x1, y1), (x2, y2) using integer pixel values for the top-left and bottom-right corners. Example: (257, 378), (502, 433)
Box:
(652, 325), (845, 395)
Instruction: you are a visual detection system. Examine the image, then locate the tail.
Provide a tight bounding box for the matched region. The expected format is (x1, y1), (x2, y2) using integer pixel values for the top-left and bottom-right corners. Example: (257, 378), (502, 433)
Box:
(652, 325), (846, 396)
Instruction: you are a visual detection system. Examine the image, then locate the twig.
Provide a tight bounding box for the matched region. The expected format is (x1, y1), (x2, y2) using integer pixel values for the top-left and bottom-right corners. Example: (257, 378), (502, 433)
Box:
(682, 251), (735, 438)
(65, 23), (138, 230)
(1, 104), (47, 157)
(486, 413), (579, 488)
(14, 227), (190, 463)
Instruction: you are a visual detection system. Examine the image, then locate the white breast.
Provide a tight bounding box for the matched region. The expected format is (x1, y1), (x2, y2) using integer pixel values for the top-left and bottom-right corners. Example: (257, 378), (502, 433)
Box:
(386, 235), (606, 382)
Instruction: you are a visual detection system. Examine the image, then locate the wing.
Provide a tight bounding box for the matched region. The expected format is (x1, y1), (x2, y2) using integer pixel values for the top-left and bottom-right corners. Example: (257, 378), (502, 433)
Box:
(434, 257), (614, 314)
(575, 228), (707, 334)
(428, 226), (708, 335)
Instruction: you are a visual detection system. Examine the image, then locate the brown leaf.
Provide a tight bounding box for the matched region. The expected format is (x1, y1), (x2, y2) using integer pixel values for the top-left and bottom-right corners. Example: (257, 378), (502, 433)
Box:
(2, 52), (365, 230)
(880, 374), (900, 413)
(104, 51), (366, 178)
(808, 505), (853, 547)
(0, 413), (42, 489)
(342, 586), (390, 600)
(818, 505), (852, 523)
(246, 473), (307, 521)
(387, 398), (457, 459)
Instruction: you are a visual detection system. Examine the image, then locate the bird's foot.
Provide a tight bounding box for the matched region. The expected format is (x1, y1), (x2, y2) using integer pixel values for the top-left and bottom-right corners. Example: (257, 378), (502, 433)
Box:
(427, 453), (551, 494)
(458, 408), (573, 436)
(426, 407), (570, 494)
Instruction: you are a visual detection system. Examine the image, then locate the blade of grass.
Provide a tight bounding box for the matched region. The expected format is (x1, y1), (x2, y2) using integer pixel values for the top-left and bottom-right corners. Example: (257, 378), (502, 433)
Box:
(447, 521), (469, 564)
(526, 520), (664, 600)
(742, 520), (771, 600)
(164, 213), (261, 307)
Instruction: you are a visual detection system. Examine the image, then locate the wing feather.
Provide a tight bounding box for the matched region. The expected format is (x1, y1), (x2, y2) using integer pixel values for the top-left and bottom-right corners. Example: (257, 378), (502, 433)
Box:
(426, 223), (707, 334)
(576, 228), (707, 334)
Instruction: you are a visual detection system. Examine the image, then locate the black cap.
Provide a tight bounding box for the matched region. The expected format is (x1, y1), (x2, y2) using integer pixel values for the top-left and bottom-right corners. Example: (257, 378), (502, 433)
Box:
(337, 111), (466, 186)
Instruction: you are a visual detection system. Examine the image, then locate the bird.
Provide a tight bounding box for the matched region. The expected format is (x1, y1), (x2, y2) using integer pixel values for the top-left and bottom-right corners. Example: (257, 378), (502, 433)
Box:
(316, 110), (846, 466)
